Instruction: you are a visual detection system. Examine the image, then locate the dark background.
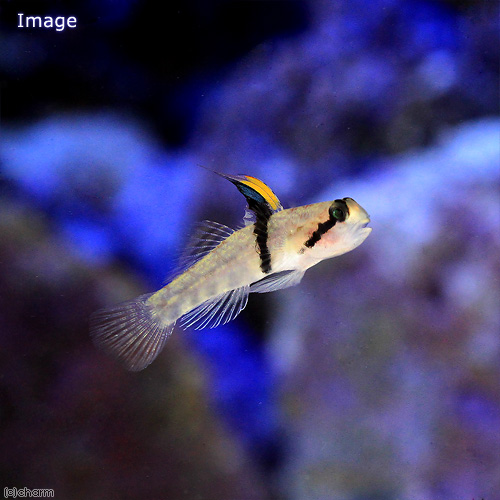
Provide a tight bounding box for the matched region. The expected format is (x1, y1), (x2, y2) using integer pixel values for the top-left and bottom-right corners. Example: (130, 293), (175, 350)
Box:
(1, 0), (499, 499)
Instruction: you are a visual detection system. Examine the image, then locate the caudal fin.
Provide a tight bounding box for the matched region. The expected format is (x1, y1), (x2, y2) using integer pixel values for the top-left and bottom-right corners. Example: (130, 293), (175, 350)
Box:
(89, 293), (175, 371)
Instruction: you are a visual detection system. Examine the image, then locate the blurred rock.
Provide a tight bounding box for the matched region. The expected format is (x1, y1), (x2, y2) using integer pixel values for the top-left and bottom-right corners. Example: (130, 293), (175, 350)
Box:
(193, 0), (498, 200)
(0, 197), (270, 500)
(269, 119), (500, 500)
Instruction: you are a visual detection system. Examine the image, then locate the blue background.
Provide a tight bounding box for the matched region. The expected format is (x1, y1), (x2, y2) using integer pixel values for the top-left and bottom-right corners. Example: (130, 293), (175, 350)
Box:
(0, 1), (499, 499)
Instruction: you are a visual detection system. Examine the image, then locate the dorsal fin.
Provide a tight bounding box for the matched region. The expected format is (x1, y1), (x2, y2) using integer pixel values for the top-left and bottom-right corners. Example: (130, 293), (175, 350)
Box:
(212, 171), (283, 225)
(208, 170), (282, 273)
(165, 220), (234, 284)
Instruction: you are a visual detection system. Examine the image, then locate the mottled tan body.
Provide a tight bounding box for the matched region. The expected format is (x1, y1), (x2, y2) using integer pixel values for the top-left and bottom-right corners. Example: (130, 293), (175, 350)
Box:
(148, 201), (369, 325)
(148, 223), (261, 322)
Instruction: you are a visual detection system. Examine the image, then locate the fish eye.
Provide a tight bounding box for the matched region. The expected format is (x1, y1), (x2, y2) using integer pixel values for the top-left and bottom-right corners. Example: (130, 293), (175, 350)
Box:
(329, 205), (346, 222)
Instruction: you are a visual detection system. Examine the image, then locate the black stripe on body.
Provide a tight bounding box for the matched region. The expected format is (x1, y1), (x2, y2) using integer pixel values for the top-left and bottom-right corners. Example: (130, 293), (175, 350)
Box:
(248, 199), (273, 274)
(304, 199), (349, 249)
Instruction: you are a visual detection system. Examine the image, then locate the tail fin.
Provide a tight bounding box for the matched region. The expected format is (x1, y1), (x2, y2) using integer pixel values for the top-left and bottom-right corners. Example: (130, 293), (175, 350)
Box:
(89, 293), (175, 371)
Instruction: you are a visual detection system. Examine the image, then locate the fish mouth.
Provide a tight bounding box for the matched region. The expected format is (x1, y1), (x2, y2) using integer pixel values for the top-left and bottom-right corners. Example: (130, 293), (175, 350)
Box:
(360, 218), (370, 228)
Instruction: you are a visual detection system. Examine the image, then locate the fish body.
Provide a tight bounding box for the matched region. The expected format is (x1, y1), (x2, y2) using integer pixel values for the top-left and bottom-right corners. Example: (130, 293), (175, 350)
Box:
(90, 173), (371, 371)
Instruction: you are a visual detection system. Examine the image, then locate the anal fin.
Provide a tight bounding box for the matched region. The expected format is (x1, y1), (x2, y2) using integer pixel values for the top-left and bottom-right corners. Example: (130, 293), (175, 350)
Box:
(180, 285), (250, 330)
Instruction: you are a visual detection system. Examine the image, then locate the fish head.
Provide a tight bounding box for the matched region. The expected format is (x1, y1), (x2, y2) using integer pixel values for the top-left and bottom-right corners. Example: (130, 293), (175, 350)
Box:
(306, 197), (371, 262)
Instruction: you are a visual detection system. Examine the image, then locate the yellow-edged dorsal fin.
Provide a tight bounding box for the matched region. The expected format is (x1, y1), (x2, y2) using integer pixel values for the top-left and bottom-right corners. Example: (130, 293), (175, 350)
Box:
(211, 170), (283, 215)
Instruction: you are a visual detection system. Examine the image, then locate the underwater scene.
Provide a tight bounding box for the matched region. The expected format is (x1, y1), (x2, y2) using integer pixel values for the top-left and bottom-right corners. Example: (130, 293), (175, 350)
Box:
(0, 0), (499, 499)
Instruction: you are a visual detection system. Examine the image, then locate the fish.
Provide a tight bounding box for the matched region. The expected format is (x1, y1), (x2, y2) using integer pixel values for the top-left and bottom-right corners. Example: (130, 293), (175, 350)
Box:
(90, 171), (372, 371)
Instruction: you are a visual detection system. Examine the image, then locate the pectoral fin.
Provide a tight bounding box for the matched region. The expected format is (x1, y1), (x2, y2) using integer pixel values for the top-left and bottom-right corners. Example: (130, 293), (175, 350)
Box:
(250, 270), (305, 293)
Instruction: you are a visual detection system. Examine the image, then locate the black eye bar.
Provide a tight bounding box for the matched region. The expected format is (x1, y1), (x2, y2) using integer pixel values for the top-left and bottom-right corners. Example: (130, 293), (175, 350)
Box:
(304, 199), (350, 249)
(334, 198), (350, 216)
